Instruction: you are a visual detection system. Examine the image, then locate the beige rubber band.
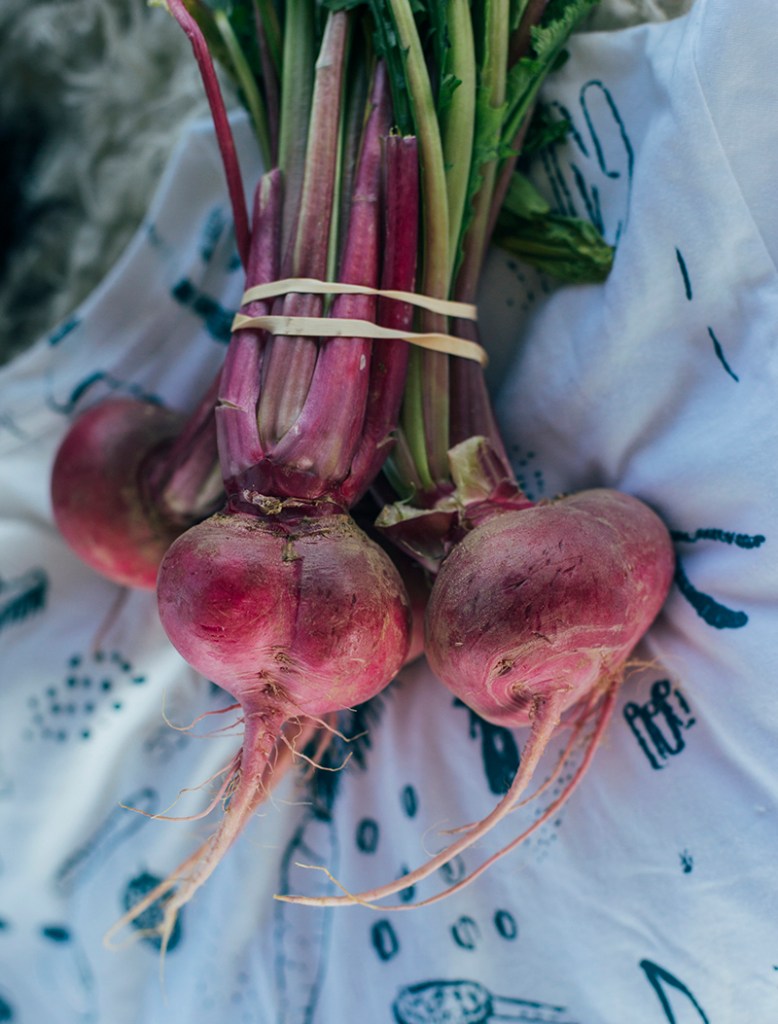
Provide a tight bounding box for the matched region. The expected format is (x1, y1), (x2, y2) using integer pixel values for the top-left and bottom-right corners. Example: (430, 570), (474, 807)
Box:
(240, 277), (478, 321)
(230, 313), (488, 366)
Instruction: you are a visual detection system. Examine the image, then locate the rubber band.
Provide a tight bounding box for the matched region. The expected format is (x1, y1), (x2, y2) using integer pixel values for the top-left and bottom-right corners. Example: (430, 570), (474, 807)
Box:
(230, 313), (488, 366)
(240, 277), (478, 321)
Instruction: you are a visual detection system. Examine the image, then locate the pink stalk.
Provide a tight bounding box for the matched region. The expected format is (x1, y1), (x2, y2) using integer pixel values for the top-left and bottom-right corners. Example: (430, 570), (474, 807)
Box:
(225, 60), (412, 508)
(448, 326), (510, 458)
(257, 11), (349, 446)
(216, 169), (283, 485)
(266, 63), (392, 487)
(167, 0), (251, 268)
(144, 373), (223, 524)
(341, 133), (420, 505)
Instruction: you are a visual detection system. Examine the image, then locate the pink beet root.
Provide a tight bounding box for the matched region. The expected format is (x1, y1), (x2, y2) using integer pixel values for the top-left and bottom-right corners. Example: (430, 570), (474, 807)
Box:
(426, 488), (675, 726)
(278, 488), (675, 909)
(108, 505), (410, 946)
(51, 398), (185, 589)
(157, 507), (411, 712)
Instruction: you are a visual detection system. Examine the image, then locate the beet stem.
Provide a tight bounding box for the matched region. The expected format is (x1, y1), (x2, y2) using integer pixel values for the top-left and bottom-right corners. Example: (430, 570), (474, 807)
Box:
(278, 0), (315, 257)
(267, 62), (391, 488)
(257, 11), (349, 445)
(144, 372), (223, 523)
(217, 170), (283, 485)
(252, 0), (281, 163)
(166, 0), (251, 268)
(340, 133), (419, 505)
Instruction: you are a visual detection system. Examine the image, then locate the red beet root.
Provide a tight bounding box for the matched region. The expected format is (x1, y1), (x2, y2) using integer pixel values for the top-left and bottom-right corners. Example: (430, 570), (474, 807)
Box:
(426, 489), (675, 726)
(278, 488), (674, 909)
(51, 398), (186, 589)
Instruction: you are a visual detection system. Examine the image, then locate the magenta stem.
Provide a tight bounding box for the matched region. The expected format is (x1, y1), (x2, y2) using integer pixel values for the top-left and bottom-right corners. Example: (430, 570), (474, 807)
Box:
(167, 0), (251, 268)
(510, 0), (550, 65)
(266, 63), (392, 492)
(257, 11), (349, 447)
(216, 169), (282, 490)
(448, 322), (511, 463)
(340, 132), (419, 505)
(144, 372), (223, 524)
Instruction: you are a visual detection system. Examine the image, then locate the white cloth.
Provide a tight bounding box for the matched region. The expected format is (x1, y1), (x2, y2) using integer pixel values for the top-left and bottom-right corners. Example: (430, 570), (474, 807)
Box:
(2, 1), (777, 1020)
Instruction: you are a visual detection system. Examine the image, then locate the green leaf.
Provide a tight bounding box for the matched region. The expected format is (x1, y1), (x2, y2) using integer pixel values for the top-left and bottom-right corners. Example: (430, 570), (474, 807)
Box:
(509, 0), (530, 33)
(494, 182), (614, 284)
(501, 169), (550, 218)
(521, 101), (572, 155)
(501, 0), (598, 148)
(438, 71), (462, 114)
(531, 0), (596, 63)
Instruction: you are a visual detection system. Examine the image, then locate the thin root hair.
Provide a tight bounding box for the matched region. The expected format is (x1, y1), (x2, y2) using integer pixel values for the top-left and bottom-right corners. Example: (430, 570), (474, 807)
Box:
(282, 729), (354, 773)
(274, 680), (621, 911)
(120, 752), (241, 822)
(161, 691), (242, 733)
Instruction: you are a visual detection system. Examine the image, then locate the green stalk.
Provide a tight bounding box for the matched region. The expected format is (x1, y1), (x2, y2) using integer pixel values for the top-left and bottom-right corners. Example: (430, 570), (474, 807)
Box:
(454, 0), (510, 303)
(214, 8), (272, 169)
(388, 0), (451, 488)
(501, 0), (597, 157)
(387, 0), (450, 303)
(439, 0), (477, 282)
(401, 353), (436, 493)
(278, 0), (316, 259)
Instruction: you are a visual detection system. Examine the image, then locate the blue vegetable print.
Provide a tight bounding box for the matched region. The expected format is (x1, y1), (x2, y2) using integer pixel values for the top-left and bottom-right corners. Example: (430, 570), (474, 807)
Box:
(0, 568), (48, 633)
(121, 871), (183, 952)
(623, 680), (696, 770)
(541, 79), (634, 246)
(48, 317), (80, 347)
(391, 979), (579, 1024)
(454, 700), (520, 796)
(47, 370), (162, 417)
(671, 528), (766, 630)
(675, 246), (739, 381)
(639, 960), (710, 1023)
(55, 787), (160, 895)
(23, 648), (148, 744)
(170, 279), (235, 343)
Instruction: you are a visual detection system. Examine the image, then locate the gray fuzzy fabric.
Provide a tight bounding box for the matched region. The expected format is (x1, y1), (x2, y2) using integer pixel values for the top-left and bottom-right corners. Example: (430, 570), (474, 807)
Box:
(584, 0), (693, 30)
(0, 0), (210, 364)
(0, 0), (693, 366)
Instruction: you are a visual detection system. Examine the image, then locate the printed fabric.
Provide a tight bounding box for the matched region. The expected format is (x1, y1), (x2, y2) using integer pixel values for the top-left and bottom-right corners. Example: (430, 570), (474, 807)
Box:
(1, 1), (776, 1021)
